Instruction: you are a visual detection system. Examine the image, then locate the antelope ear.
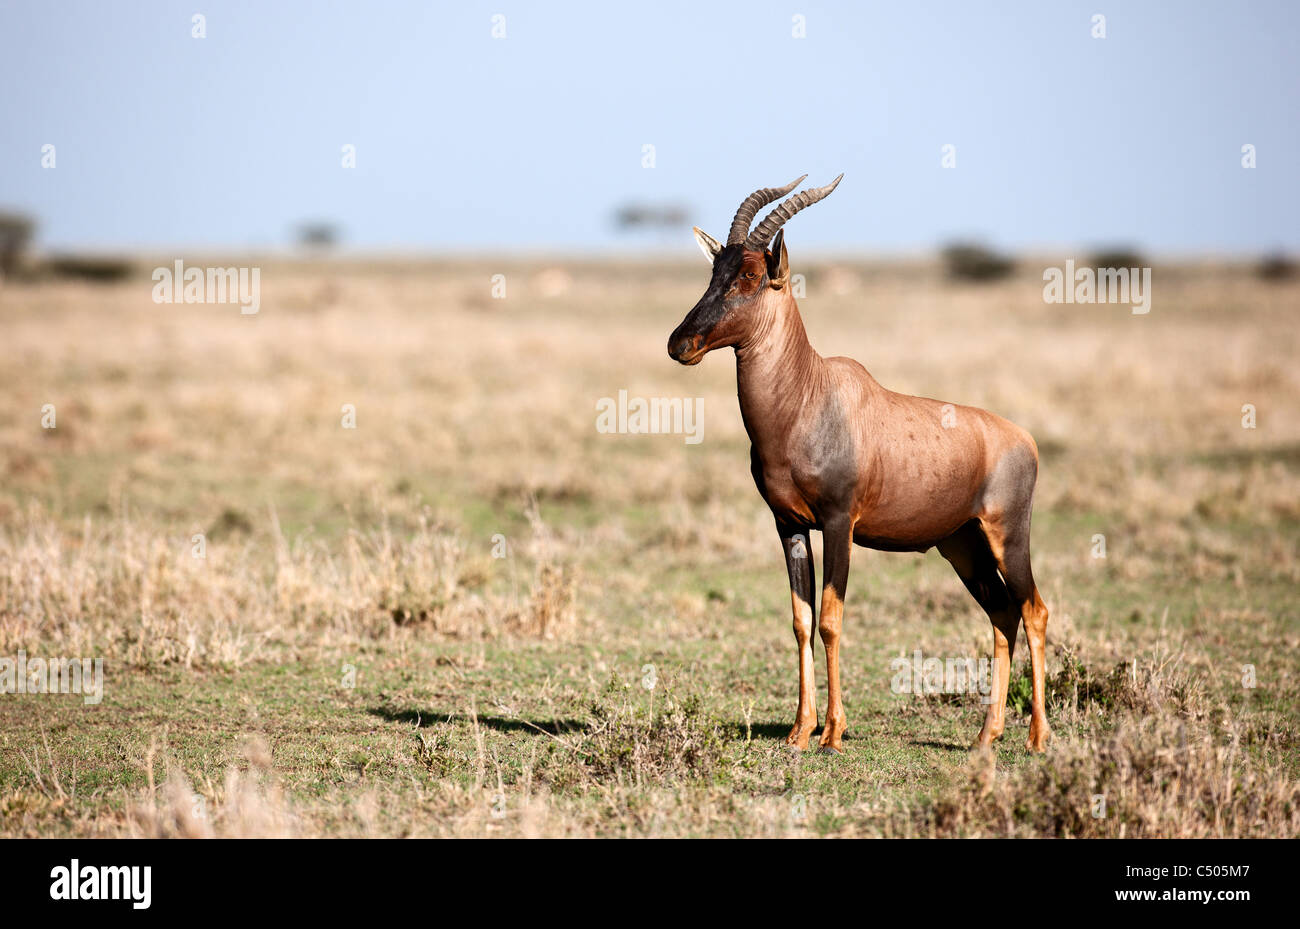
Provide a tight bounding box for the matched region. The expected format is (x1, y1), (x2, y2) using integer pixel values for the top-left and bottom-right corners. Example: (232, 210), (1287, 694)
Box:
(693, 227), (722, 265)
(766, 229), (789, 286)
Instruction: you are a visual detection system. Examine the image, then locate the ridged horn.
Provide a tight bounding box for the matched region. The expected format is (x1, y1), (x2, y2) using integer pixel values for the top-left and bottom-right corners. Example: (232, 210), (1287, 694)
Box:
(726, 175), (807, 245)
(745, 174), (844, 251)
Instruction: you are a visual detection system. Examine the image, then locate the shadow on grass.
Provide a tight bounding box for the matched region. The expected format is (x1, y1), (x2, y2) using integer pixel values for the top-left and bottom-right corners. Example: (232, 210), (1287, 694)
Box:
(475, 715), (586, 736)
(910, 738), (969, 752)
(726, 722), (795, 740)
(372, 707), (807, 743)
(368, 705), (585, 736)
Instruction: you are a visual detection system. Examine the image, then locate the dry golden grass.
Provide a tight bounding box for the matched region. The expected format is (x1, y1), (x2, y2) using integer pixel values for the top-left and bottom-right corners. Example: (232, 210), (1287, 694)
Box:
(0, 257), (1296, 837)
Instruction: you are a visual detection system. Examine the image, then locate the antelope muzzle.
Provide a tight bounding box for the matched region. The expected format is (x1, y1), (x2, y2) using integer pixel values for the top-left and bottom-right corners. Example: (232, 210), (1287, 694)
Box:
(667, 327), (706, 365)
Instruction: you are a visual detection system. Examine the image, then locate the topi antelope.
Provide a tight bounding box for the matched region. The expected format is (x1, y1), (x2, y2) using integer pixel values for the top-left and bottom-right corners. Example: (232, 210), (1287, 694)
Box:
(667, 175), (1050, 754)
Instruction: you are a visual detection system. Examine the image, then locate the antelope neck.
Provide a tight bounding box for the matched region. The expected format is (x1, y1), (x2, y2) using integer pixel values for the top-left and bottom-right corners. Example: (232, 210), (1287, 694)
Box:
(735, 289), (828, 449)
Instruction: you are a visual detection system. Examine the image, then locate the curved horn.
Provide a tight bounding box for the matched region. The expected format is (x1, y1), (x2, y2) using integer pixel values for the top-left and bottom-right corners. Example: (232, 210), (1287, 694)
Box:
(745, 174), (844, 251)
(727, 175), (807, 245)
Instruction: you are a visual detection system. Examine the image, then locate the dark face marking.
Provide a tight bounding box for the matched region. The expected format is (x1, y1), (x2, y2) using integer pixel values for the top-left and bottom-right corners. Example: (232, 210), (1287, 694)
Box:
(667, 245), (767, 364)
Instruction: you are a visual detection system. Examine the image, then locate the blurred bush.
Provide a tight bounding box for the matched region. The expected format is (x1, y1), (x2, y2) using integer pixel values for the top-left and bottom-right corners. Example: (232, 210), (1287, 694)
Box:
(45, 255), (135, 282)
(941, 242), (1014, 282)
(1257, 252), (1296, 281)
(1088, 247), (1147, 269)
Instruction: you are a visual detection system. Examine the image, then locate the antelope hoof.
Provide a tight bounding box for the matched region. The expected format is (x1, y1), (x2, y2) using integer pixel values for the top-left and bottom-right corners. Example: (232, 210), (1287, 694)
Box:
(786, 723), (815, 753)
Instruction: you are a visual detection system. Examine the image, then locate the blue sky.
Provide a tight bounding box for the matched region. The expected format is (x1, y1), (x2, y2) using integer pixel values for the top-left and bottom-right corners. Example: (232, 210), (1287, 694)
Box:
(1, 1), (1295, 254)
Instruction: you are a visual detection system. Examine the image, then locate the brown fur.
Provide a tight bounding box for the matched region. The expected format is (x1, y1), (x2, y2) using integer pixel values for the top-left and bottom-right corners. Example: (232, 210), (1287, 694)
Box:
(670, 240), (1051, 754)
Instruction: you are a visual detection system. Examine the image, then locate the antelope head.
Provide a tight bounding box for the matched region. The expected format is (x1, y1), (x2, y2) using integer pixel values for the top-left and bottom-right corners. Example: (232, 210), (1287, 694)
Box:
(667, 174), (843, 364)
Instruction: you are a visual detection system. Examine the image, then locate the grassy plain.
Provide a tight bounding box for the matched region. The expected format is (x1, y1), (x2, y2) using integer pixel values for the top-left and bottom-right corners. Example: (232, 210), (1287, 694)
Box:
(1, 257), (1296, 836)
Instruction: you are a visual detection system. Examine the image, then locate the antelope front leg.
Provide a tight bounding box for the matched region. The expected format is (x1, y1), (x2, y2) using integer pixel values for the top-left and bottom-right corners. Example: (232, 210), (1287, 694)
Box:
(780, 526), (818, 751)
(818, 515), (853, 754)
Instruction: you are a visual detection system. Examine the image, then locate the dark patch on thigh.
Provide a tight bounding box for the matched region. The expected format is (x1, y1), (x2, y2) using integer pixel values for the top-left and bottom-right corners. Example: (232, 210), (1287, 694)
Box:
(979, 444), (1041, 600)
(980, 443), (1037, 525)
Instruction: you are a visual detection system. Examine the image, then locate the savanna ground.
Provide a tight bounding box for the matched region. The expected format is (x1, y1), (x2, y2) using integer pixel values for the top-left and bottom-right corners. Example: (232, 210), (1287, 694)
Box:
(1, 256), (1297, 837)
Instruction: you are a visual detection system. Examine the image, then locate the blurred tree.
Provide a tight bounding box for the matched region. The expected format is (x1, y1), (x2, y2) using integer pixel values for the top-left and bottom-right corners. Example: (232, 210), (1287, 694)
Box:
(0, 211), (35, 277)
(297, 221), (340, 249)
(613, 203), (689, 232)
